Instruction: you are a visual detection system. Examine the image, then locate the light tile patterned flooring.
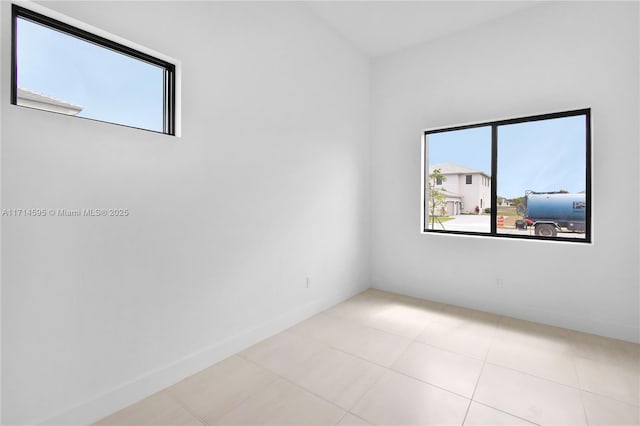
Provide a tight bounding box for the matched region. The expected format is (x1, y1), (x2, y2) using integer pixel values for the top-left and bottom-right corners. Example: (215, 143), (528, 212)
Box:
(96, 289), (640, 425)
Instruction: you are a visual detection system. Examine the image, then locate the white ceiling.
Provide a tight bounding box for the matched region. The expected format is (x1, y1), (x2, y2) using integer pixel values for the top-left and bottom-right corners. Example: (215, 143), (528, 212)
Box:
(305, 1), (542, 57)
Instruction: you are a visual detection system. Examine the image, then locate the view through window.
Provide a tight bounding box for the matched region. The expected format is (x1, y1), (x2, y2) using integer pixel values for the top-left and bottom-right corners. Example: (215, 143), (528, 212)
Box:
(11, 5), (175, 134)
(424, 109), (591, 242)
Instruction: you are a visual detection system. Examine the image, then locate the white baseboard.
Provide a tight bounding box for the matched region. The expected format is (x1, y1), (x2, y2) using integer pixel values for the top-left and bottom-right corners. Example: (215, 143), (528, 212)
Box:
(39, 286), (366, 425)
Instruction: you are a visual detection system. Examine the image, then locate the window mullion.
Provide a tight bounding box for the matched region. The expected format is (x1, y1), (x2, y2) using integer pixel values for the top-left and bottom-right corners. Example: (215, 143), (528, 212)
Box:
(490, 125), (498, 235)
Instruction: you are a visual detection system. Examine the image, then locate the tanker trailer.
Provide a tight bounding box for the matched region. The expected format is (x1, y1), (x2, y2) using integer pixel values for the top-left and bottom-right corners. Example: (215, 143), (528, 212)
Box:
(518, 191), (586, 237)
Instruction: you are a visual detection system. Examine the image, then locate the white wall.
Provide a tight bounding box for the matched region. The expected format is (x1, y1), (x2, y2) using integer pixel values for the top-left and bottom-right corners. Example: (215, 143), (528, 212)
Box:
(3, 2), (639, 424)
(1, 2), (370, 424)
(371, 2), (639, 342)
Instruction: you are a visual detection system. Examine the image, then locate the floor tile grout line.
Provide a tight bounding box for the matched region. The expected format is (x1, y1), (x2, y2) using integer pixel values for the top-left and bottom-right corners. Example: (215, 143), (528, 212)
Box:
(470, 400), (542, 426)
(461, 364), (484, 425)
(342, 365), (392, 424)
(386, 367), (475, 402)
(336, 324), (426, 422)
(323, 308), (433, 340)
(472, 361), (639, 424)
(299, 342), (397, 414)
(239, 351), (356, 417)
(334, 411), (349, 425)
(483, 359), (581, 388)
(323, 305), (502, 343)
(571, 350), (592, 426)
(461, 329), (494, 425)
(316, 299), (516, 339)
(482, 359), (639, 406)
(324, 303), (505, 351)
(579, 389), (640, 408)
(168, 356), (282, 426)
(570, 343), (640, 407)
(568, 346), (640, 369)
(297, 312), (497, 365)
(325, 342), (401, 371)
(318, 310), (431, 341)
(288, 321), (411, 370)
(163, 389), (210, 426)
(239, 336), (422, 420)
(571, 351), (640, 373)
(408, 338), (491, 362)
(291, 307), (552, 406)
(344, 411), (374, 425)
(240, 331), (475, 420)
(468, 329), (558, 425)
(488, 321), (639, 407)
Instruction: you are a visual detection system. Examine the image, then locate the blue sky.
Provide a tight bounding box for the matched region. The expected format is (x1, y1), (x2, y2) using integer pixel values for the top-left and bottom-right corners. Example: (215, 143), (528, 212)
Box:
(428, 125), (492, 175)
(16, 17), (164, 132)
(428, 115), (586, 199)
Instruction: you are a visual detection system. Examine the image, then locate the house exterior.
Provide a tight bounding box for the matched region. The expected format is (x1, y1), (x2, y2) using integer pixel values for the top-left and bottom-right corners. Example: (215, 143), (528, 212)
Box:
(428, 163), (491, 215)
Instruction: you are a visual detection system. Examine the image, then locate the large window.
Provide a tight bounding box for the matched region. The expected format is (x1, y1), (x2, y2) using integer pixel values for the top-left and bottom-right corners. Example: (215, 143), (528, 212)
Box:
(11, 4), (176, 135)
(423, 109), (591, 242)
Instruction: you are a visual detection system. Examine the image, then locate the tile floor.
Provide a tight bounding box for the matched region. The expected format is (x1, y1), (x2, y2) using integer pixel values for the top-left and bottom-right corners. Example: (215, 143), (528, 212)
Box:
(96, 289), (640, 425)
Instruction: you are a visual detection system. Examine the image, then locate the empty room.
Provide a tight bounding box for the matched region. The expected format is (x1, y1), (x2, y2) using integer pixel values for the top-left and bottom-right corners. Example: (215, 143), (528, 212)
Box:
(1, 1), (638, 425)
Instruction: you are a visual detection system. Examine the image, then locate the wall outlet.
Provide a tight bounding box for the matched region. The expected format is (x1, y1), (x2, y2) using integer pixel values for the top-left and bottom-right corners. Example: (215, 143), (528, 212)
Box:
(306, 277), (310, 288)
(496, 277), (504, 288)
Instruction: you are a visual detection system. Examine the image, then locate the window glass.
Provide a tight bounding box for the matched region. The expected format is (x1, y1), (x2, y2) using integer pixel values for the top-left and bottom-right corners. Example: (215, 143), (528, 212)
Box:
(426, 125), (491, 233)
(496, 115), (587, 240)
(12, 6), (175, 134)
(423, 110), (590, 242)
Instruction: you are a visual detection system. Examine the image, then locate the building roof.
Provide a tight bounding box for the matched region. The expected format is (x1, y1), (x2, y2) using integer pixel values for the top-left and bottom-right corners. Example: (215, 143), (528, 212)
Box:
(17, 88), (83, 116)
(429, 162), (490, 177)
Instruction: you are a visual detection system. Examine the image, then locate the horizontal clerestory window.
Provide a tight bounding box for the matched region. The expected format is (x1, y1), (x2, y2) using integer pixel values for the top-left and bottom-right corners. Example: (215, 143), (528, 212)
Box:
(11, 4), (177, 135)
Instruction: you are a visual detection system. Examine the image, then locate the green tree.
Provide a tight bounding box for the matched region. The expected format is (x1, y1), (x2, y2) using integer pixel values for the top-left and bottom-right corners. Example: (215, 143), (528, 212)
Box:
(510, 196), (525, 217)
(510, 196), (525, 206)
(428, 169), (447, 229)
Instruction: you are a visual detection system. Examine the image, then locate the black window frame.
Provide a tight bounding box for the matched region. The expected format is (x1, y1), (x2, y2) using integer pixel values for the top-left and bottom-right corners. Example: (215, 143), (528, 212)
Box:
(423, 108), (592, 243)
(465, 175), (473, 184)
(10, 4), (176, 136)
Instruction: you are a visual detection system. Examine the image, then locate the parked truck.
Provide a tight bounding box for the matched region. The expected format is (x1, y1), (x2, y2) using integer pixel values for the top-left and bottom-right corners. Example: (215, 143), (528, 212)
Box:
(517, 191), (586, 237)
